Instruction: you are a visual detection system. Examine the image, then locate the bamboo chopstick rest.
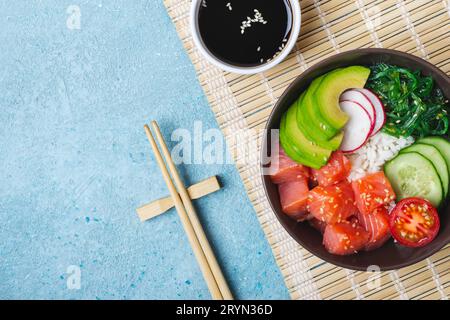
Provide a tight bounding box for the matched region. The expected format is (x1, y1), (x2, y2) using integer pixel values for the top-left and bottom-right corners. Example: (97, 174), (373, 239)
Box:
(136, 176), (221, 222)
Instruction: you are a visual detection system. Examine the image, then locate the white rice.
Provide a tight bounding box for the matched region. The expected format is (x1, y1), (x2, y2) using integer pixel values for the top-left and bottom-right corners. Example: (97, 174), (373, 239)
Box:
(347, 132), (414, 181)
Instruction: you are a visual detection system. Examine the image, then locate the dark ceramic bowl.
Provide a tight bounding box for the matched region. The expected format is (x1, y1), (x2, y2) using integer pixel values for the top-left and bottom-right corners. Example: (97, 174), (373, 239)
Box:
(261, 48), (450, 271)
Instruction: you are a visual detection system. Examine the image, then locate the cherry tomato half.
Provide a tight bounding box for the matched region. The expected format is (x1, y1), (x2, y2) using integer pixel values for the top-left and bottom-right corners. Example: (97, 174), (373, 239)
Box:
(389, 197), (440, 248)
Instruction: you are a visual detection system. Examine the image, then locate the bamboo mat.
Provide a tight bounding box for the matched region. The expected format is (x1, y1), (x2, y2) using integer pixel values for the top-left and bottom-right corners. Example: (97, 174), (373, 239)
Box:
(163, 0), (450, 300)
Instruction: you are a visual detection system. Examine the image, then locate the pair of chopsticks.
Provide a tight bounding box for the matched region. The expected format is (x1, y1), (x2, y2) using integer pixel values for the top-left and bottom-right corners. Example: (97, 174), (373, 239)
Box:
(144, 121), (233, 300)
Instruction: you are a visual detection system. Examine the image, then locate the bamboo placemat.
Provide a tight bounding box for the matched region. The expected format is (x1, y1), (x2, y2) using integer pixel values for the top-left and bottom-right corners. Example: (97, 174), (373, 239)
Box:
(163, 0), (450, 300)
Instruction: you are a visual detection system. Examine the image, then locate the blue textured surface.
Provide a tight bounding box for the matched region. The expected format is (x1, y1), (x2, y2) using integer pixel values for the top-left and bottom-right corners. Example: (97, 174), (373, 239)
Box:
(0, 1), (289, 299)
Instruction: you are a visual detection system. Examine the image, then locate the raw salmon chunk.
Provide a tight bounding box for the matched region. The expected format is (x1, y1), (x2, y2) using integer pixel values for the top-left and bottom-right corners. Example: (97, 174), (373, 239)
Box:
(357, 206), (391, 251)
(311, 151), (352, 187)
(323, 221), (370, 255)
(308, 181), (358, 224)
(351, 172), (396, 215)
(270, 144), (310, 184)
(278, 177), (310, 221)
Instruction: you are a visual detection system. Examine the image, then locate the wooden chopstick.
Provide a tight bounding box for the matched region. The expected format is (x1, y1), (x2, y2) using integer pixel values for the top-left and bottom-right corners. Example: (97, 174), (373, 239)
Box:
(151, 121), (234, 300)
(144, 125), (223, 300)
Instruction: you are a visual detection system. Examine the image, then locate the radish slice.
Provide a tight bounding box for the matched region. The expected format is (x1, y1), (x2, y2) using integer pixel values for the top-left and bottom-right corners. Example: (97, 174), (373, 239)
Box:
(339, 100), (372, 153)
(355, 88), (386, 136)
(340, 90), (376, 133)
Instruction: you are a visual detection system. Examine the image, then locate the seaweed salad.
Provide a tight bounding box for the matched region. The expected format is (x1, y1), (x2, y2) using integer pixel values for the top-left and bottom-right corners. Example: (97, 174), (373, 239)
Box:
(366, 63), (449, 138)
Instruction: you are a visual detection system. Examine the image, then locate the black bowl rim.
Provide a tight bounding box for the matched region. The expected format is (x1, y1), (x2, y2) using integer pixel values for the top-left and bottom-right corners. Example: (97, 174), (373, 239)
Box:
(260, 48), (450, 271)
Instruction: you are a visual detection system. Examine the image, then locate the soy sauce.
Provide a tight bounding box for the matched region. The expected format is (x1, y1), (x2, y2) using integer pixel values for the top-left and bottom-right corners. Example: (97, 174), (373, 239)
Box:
(198, 0), (293, 67)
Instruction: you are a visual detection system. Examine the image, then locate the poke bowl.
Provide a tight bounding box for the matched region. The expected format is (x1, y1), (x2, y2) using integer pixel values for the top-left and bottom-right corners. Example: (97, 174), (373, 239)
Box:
(261, 48), (450, 271)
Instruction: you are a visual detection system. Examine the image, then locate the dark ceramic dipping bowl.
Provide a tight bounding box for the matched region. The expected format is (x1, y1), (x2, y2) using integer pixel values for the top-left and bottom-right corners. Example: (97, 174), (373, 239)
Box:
(261, 48), (450, 271)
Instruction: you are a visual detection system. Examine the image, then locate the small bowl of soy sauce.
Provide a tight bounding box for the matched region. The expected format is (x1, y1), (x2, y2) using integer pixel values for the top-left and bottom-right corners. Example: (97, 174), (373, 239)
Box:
(190, 0), (301, 74)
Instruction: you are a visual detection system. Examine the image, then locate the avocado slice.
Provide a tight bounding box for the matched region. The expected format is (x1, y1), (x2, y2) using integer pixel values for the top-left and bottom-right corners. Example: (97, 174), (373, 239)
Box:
(313, 66), (371, 138)
(298, 75), (340, 144)
(280, 113), (320, 169)
(297, 75), (344, 149)
(283, 96), (332, 168)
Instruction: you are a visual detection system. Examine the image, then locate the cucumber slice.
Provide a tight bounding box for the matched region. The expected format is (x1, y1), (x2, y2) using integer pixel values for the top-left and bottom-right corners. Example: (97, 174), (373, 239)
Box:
(400, 143), (449, 197)
(384, 152), (443, 207)
(418, 136), (450, 175)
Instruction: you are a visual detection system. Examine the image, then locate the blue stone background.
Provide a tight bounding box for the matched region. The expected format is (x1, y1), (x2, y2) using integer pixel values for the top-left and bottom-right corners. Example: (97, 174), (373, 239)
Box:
(0, 0), (289, 299)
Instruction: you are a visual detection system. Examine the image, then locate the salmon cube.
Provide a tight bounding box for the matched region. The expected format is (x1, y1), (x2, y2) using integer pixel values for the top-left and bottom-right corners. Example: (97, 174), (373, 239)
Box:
(352, 172), (396, 215)
(278, 178), (310, 221)
(270, 144), (310, 184)
(323, 221), (370, 255)
(308, 181), (358, 224)
(311, 151), (352, 187)
(357, 206), (391, 251)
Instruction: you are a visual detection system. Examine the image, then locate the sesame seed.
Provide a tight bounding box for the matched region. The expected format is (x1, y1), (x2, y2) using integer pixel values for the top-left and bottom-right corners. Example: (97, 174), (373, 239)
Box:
(240, 9), (267, 34)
